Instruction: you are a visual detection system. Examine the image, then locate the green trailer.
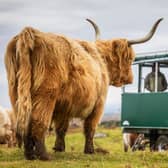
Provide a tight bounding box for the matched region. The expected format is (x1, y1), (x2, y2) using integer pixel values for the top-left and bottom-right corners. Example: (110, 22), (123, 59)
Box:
(121, 51), (168, 151)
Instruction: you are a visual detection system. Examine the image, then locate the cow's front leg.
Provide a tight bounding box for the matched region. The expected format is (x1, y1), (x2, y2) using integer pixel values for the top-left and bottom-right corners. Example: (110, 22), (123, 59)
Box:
(84, 98), (105, 154)
(84, 119), (95, 154)
(53, 120), (69, 152)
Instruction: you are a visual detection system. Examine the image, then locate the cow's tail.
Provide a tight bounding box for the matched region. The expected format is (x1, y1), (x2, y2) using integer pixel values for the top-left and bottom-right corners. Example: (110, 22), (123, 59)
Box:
(5, 27), (35, 141)
(16, 27), (35, 139)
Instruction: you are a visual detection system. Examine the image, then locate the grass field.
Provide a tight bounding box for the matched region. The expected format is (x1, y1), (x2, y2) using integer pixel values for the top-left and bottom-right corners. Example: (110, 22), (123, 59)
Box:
(1, 127), (168, 168)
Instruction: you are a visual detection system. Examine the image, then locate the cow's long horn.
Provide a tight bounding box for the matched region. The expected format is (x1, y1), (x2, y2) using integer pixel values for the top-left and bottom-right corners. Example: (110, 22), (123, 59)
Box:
(128, 18), (163, 45)
(86, 18), (100, 40)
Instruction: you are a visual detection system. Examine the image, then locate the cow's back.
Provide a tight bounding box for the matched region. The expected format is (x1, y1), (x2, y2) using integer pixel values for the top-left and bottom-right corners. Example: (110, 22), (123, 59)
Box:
(29, 33), (109, 120)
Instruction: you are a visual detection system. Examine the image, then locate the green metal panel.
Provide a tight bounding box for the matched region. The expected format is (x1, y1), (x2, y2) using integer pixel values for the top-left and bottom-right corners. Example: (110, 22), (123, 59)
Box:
(121, 92), (168, 128)
(134, 52), (168, 65)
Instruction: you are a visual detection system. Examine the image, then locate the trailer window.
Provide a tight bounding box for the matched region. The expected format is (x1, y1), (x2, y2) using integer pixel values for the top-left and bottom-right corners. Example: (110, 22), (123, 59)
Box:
(123, 64), (168, 93)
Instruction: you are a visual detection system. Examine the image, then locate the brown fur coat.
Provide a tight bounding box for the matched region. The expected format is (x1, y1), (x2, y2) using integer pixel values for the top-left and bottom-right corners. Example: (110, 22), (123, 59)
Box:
(5, 27), (135, 160)
(5, 27), (134, 137)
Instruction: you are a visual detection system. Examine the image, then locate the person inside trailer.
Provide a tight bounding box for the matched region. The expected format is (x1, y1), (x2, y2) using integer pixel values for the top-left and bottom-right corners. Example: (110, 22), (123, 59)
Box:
(144, 63), (167, 92)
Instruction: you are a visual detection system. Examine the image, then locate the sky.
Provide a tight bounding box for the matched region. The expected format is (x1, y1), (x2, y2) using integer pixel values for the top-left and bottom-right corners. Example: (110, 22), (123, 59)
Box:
(0, 0), (168, 114)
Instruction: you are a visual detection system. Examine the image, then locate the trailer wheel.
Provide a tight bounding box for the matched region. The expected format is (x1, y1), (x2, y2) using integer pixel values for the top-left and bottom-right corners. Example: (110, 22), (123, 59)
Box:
(155, 135), (168, 151)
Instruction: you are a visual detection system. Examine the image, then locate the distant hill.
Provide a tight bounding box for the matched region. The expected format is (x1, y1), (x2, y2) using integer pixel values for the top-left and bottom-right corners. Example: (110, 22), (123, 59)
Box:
(101, 112), (120, 122)
(67, 112), (120, 129)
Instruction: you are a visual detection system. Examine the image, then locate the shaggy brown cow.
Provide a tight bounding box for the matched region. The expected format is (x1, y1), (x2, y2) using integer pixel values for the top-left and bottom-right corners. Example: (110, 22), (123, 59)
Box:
(5, 18), (163, 160)
(123, 133), (148, 152)
(123, 133), (141, 152)
(0, 106), (16, 147)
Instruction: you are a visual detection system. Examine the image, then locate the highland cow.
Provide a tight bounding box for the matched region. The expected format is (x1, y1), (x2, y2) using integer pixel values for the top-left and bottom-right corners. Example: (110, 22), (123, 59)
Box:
(5, 18), (163, 160)
(123, 133), (140, 152)
(123, 133), (148, 152)
(0, 106), (16, 147)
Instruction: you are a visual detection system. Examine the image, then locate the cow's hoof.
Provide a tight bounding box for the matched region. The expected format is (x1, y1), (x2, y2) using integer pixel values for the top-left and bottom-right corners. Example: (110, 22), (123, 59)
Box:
(84, 149), (95, 154)
(53, 146), (65, 152)
(25, 154), (37, 160)
(39, 153), (51, 161)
